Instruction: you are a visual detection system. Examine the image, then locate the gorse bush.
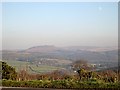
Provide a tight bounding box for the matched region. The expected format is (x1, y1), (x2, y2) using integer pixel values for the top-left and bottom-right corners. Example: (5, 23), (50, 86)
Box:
(2, 79), (119, 89)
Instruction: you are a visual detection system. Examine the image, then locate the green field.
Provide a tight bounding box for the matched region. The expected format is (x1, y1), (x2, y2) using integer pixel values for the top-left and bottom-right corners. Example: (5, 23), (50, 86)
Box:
(29, 65), (62, 73)
(2, 60), (63, 74)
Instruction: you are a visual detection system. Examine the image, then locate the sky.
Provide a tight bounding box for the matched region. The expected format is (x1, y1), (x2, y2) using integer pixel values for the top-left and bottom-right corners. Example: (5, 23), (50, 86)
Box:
(2, 2), (118, 50)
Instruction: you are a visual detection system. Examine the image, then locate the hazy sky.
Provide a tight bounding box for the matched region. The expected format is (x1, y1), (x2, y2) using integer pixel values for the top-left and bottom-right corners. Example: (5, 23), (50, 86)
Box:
(2, 2), (118, 50)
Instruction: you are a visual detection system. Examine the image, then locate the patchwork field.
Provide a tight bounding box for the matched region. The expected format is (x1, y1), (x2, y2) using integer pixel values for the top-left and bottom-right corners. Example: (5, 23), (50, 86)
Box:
(2, 60), (63, 74)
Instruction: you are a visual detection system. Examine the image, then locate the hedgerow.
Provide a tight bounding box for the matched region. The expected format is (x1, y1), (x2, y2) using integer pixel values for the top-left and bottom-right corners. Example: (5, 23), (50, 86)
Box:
(2, 79), (119, 89)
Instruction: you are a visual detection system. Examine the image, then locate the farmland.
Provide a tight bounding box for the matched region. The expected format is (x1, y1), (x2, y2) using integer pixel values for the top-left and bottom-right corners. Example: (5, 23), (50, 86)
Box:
(3, 60), (63, 74)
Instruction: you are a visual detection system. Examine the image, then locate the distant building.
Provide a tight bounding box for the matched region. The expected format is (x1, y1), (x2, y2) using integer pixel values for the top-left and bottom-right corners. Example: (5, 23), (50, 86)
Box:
(91, 64), (96, 67)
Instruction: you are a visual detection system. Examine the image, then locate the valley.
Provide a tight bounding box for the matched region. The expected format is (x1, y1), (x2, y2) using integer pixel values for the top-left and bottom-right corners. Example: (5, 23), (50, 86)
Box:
(0, 45), (118, 74)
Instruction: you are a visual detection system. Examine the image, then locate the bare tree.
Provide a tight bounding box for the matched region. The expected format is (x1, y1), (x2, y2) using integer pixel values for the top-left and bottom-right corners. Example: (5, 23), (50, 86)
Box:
(71, 60), (90, 71)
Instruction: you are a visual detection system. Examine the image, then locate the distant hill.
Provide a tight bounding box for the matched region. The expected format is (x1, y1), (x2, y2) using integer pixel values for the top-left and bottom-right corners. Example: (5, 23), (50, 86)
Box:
(63, 46), (117, 52)
(1, 45), (118, 63)
(24, 45), (62, 53)
(20, 45), (118, 53)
